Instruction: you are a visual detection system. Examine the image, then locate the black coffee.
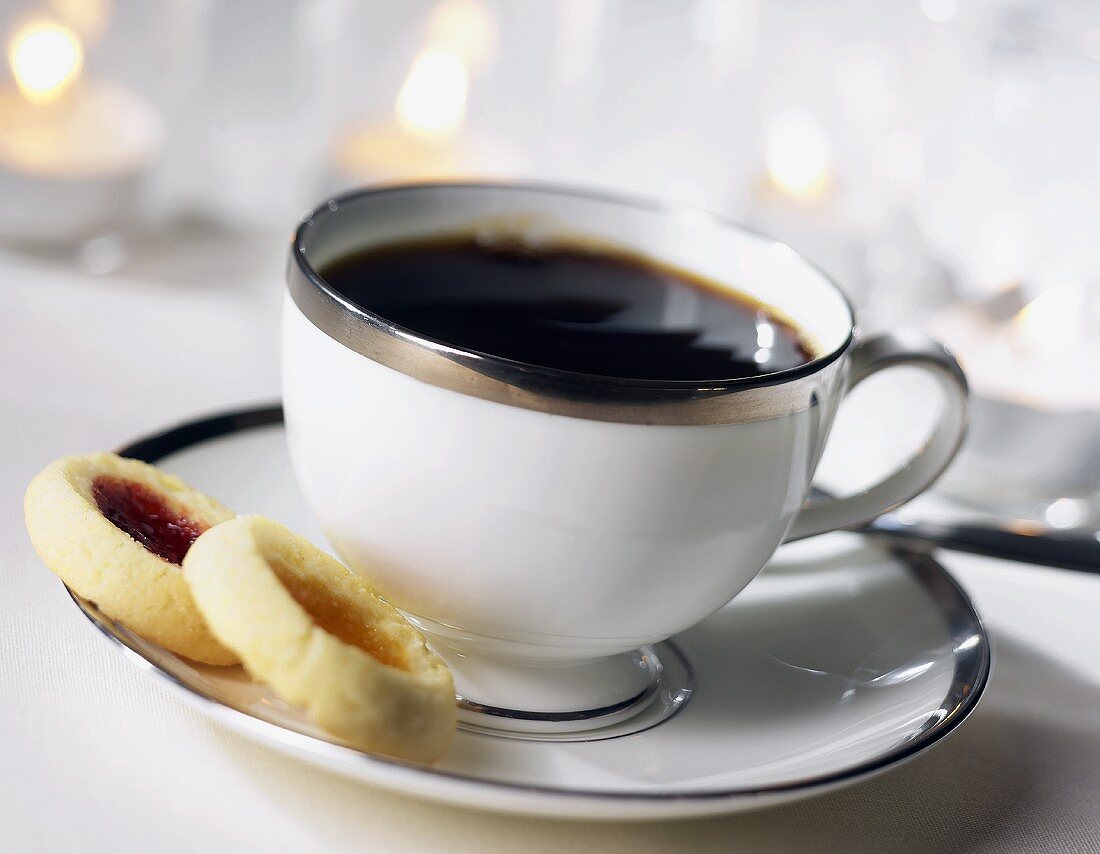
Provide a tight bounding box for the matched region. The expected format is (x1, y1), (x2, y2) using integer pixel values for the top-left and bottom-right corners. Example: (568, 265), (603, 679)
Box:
(319, 235), (814, 381)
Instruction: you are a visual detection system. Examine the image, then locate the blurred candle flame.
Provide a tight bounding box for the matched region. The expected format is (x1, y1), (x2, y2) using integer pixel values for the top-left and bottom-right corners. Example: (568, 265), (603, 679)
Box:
(48, 0), (111, 43)
(765, 109), (832, 202)
(1013, 283), (1083, 356)
(395, 47), (469, 139)
(427, 0), (496, 70)
(8, 21), (83, 104)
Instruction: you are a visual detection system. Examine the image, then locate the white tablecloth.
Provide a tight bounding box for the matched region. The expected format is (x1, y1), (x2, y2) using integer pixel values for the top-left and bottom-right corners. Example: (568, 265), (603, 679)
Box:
(3, 237), (1099, 853)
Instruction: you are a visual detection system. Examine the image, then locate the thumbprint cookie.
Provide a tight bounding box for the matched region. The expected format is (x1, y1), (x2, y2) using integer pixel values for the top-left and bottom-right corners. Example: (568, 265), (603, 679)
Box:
(25, 453), (238, 665)
(184, 516), (456, 763)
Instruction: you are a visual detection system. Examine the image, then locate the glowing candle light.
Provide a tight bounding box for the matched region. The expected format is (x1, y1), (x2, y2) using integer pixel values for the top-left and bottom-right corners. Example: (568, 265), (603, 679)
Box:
(1011, 283), (1084, 357)
(333, 48), (469, 184)
(764, 109), (833, 202)
(426, 0), (496, 70)
(395, 47), (469, 139)
(0, 18), (163, 245)
(331, 1), (519, 188)
(8, 21), (82, 103)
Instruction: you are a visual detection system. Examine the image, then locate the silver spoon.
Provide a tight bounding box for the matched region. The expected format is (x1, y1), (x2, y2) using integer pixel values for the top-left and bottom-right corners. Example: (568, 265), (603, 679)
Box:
(859, 507), (1100, 573)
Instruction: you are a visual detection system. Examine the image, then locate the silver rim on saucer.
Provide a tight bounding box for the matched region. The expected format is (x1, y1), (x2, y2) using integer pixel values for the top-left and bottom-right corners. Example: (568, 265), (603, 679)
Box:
(66, 403), (991, 810)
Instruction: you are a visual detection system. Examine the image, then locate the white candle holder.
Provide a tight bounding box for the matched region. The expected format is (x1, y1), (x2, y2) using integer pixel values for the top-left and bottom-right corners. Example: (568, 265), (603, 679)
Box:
(0, 16), (164, 258)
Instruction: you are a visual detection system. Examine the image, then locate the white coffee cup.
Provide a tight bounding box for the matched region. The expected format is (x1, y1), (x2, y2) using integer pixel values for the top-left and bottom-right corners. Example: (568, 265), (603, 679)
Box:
(283, 183), (967, 733)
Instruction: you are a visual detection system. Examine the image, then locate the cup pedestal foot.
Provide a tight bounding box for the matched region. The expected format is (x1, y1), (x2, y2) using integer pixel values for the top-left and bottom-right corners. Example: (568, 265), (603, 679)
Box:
(412, 632), (695, 740)
(447, 648), (661, 735)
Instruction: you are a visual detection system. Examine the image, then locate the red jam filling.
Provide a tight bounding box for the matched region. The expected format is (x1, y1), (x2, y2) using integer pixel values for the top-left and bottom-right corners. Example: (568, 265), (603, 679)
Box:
(91, 476), (207, 565)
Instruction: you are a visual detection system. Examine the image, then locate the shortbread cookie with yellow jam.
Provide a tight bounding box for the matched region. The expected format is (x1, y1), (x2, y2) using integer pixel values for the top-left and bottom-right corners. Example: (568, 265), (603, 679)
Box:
(183, 515), (456, 763)
(24, 453), (238, 665)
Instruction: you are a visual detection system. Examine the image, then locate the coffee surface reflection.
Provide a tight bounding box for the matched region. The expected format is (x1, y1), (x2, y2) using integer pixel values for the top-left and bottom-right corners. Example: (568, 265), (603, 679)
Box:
(319, 234), (814, 381)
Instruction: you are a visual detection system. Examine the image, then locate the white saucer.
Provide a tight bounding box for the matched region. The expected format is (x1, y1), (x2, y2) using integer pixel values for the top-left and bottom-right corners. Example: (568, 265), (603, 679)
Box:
(67, 404), (989, 820)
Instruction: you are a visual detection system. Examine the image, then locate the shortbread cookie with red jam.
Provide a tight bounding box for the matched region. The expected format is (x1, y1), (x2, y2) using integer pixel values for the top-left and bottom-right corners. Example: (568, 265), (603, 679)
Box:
(24, 453), (238, 665)
(184, 516), (456, 763)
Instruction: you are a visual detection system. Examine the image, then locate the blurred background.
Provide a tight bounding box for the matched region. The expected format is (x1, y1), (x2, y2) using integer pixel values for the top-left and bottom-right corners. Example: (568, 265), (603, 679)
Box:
(2, 0), (1098, 530)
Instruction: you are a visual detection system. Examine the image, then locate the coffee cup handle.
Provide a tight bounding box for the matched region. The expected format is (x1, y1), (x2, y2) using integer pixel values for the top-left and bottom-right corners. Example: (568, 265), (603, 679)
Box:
(784, 331), (969, 542)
